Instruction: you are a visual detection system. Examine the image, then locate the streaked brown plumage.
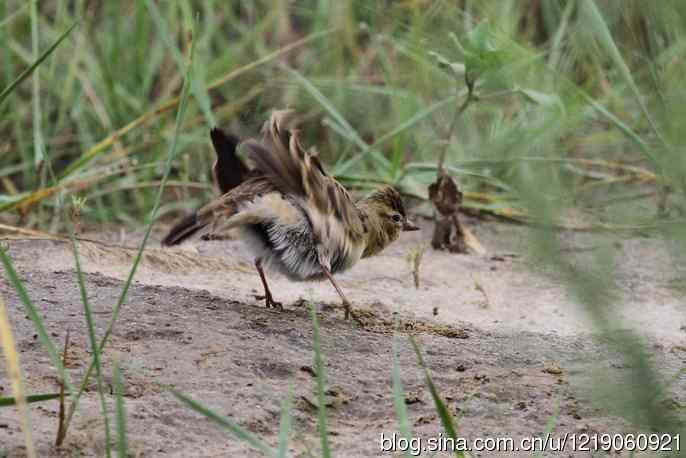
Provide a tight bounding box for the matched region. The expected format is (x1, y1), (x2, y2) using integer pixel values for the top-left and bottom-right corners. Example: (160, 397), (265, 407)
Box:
(162, 110), (418, 320)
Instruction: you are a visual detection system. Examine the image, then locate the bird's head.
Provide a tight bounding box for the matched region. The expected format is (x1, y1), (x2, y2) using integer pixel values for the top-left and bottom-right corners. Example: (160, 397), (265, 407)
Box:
(358, 186), (419, 257)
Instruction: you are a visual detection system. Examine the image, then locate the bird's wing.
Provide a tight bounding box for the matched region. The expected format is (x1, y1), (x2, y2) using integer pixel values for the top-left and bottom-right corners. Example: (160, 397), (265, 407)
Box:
(195, 176), (276, 232)
(241, 111), (366, 251)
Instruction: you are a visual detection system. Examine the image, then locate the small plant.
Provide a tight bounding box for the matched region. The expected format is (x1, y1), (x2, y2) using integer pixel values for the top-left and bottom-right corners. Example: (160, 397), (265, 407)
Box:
(405, 243), (427, 289)
(69, 196), (87, 235)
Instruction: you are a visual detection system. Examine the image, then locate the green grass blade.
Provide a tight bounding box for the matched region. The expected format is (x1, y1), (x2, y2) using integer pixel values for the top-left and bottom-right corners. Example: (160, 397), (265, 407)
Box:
(144, 0), (215, 127)
(392, 335), (413, 458)
(580, 93), (657, 165)
(29, 0), (44, 167)
(275, 385), (294, 458)
(0, 21), (77, 107)
(409, 335), (464, 458)
(69, 241), (112, 457)
(0, 393), (61, 407)
(0, 4), (28, 29)
(9, 29), (332, 194)
(284, 65), (391, 173)
(309, 304), (331, 458)
(284, 65), (367, 150)
(113, 361), (128, 458)
(61, 17), (198, 439)
(170, 390), (275, 456)
(368, 94), (458, 151)
(579, 1), (641, 108)
(533, 405), (558, 458)
(580, 0), (668, 151)
(0, 249), (75, 397)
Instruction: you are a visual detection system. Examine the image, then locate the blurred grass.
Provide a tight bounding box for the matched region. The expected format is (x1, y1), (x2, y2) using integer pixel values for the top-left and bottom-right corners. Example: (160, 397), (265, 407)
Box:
(60, 13), (197, 440)
(392, 334), (415, 458)
(112, 361), (127, 458)
(0, 295), (36, 458)
(2, 1), (685, 230)
(2, 0), (686, 455)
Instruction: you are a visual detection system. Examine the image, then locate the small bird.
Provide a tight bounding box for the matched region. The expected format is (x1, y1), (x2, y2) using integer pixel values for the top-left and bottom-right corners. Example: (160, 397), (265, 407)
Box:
(162, 110), (419, 320)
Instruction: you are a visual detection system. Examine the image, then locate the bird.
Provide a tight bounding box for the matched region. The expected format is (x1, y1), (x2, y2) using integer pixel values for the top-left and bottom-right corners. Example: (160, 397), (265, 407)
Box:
(162, 110), (419, 321)
(208, 127), (250, 194)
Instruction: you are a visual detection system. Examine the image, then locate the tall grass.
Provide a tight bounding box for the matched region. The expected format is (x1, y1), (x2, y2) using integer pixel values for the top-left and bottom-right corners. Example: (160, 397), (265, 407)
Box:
(2, 0), (686, 455)
(2, 1), (681, 227)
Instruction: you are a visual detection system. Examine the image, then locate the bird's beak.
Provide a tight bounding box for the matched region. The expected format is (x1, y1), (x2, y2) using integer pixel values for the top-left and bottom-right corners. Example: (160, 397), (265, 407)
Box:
(402, 219), (420, 232)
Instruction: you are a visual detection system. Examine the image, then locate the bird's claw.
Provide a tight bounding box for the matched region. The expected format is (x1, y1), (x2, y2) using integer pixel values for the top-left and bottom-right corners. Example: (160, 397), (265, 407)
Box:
(270, 301), (284, 311)
(255, 294), (283, 311)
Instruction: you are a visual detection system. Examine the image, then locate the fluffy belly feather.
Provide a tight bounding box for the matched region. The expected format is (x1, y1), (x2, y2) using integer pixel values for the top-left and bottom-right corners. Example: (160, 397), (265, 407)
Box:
(242, 221), (362, 281)
(235, 193), (364, 281)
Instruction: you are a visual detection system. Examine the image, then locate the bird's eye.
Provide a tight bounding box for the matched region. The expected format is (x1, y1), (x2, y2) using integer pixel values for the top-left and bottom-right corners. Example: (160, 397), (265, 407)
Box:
(391, 214), (402, 223)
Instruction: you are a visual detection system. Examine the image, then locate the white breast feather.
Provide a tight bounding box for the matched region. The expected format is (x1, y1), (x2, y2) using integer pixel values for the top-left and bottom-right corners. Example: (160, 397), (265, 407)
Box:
(235, 192), (365, 280)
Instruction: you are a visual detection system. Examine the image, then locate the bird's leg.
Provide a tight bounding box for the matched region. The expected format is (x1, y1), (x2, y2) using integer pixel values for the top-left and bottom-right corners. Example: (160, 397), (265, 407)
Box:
(320, 265), (363, 325)
(255, 259), (283, 310)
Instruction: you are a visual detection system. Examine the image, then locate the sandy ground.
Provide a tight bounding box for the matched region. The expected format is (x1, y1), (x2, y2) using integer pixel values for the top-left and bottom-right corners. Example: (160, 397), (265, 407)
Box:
(1, 217), (685, 457)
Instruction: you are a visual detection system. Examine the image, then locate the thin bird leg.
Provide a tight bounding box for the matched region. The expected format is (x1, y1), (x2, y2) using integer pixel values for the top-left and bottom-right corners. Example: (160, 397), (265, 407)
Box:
(255, 259), (283, 310)
(320, 265), (362, 324)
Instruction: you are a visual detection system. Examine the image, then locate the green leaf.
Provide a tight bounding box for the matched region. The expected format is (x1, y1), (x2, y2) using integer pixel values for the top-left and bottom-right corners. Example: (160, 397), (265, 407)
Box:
(466, 20), (494, 53)
(462, 20), (506, 83)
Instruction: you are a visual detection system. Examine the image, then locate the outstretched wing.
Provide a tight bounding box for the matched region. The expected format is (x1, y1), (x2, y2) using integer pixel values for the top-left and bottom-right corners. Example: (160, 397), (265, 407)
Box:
(241, 111), (366, 257)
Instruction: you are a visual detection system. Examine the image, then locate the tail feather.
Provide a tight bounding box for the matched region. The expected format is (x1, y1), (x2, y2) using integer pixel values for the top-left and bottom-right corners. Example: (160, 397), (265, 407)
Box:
(210, 127), (249, 194)
(161, 212), (207, 246)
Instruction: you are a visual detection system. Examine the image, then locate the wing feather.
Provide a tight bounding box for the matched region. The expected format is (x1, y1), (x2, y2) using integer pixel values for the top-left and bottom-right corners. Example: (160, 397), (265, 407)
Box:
(241, 111), (365, 251)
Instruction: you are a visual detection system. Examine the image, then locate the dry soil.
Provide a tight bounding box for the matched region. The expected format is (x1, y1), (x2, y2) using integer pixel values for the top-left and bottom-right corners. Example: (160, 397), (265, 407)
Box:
(1, 218), (685, 457)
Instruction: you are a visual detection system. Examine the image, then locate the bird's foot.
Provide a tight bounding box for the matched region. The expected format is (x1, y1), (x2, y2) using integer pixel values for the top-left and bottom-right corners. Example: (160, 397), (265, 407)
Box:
(254, 294), (284, 311)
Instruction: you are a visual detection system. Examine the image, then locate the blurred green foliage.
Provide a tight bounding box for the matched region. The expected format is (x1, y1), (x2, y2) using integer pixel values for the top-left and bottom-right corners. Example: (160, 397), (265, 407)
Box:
(0, 0), (684, 231)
